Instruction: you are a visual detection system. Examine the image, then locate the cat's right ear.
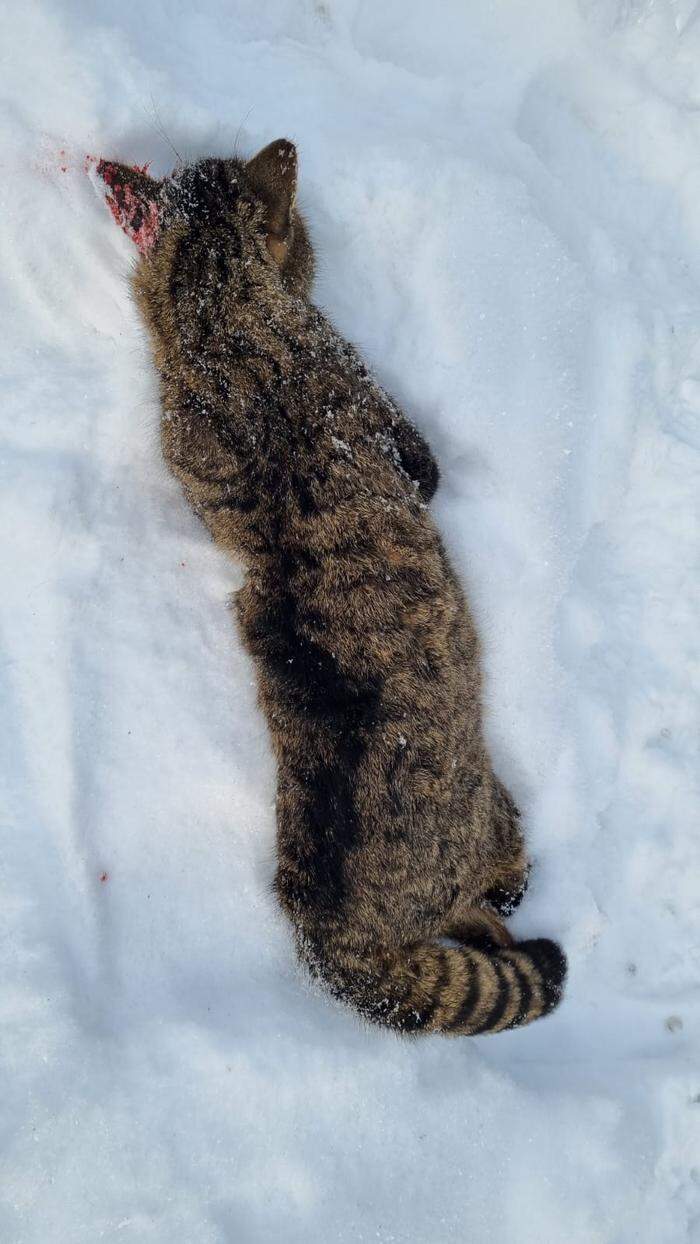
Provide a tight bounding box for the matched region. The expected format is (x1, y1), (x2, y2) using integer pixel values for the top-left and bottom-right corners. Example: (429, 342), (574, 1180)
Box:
(96, 159), (162, 254)
(246, 139), (298, 265)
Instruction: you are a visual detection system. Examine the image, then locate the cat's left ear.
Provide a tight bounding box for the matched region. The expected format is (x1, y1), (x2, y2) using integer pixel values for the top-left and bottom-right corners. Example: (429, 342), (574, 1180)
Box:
(246, 139), (298, 264)
(96, 159), (162, 254)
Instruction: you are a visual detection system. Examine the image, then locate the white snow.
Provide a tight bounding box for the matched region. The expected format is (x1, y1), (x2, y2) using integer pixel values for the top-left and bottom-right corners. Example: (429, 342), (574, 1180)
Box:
(2, 1), (700, 1240)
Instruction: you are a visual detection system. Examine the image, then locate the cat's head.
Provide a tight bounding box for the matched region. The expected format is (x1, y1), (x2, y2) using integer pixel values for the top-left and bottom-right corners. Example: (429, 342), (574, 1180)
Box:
(97, 139), (315, 317)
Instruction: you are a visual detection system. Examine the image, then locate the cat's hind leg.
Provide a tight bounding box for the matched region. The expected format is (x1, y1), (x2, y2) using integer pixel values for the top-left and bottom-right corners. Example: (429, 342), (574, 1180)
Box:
(484, 863), (531, 917)
(442, 900), (515, 951)
(483, 778), (530, 916)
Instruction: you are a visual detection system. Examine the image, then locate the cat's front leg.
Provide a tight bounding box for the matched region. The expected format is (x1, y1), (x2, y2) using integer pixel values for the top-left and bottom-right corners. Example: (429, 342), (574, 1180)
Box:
(389, 414), (440, 503)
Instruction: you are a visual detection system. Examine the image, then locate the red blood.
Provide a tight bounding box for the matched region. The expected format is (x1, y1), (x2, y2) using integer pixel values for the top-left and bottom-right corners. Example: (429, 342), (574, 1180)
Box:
(96, 157), (161, 254)
(99, 872), (109, 883)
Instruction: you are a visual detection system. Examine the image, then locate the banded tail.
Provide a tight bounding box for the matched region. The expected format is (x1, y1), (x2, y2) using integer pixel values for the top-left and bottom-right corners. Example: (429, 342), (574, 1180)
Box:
(329, 935), (567, 1037)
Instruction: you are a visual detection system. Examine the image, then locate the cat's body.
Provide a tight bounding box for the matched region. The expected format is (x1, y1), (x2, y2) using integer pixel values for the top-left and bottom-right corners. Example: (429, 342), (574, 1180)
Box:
(99, 141), (566, 1035)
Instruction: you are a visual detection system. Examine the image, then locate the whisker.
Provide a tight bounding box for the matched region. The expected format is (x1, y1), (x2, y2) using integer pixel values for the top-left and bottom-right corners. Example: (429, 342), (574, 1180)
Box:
(145, 92), (184, 168)
(234, 106), (254, 159)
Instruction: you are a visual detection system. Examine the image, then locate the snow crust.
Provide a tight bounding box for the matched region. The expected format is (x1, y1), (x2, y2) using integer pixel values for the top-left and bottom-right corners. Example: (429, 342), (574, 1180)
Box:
(2, 1), (700, 1239)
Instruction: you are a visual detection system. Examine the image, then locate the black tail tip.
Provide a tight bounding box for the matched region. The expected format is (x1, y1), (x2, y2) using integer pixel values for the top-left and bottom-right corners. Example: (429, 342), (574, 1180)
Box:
(518, 937), (567, 1014)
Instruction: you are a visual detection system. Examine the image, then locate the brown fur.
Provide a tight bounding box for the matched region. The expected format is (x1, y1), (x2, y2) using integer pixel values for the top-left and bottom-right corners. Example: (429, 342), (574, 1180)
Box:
(99, 139), (566, 1035)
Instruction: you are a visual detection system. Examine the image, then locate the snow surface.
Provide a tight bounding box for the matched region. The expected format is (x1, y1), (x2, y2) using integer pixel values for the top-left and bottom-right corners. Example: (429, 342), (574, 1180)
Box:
(2, 1), (700, 1240)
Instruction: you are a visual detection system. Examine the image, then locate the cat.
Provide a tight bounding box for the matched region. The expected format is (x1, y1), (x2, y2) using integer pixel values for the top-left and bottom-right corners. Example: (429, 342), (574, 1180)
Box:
(97, 139), (566, 1035)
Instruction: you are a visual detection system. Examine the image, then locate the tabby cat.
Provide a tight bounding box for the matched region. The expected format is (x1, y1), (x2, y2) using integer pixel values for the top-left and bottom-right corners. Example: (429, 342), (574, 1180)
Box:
(98, 139), (566, 1035)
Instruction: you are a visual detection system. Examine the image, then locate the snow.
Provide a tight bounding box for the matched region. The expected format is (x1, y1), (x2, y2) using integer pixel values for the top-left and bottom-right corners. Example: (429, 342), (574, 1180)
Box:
(2, 1), (700, 1240)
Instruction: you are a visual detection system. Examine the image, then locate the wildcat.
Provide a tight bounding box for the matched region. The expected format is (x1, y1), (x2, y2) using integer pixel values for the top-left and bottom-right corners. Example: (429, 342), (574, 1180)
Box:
(97, 139), (566, 1035)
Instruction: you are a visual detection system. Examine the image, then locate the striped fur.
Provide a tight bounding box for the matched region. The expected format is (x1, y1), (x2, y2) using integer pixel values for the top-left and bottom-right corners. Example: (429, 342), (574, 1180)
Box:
(320, 935), (566, 1037)
(99, 139), (567, 1036)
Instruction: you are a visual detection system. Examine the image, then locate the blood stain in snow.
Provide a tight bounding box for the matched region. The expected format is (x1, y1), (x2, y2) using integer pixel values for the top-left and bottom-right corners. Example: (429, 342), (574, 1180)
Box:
(99, 872), (109, 884)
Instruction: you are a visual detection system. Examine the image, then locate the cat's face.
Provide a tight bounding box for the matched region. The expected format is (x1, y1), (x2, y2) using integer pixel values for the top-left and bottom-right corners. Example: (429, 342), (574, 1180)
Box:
(97, 139), (314, 323)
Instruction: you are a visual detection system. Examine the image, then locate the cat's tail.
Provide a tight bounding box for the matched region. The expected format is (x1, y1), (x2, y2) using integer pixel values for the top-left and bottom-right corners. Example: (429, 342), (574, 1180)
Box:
(329, 935), (566, 1037)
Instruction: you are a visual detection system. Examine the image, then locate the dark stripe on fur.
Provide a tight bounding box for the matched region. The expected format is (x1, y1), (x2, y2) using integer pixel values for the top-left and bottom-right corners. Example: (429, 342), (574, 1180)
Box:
(447, 956), (482, 1032)
(505, 956), (533, 1029)
(470, 958), (510, 1035)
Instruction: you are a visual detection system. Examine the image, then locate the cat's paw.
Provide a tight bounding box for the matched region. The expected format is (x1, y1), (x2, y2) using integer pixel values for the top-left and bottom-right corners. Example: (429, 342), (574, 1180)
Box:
(484, 862), (531, 916)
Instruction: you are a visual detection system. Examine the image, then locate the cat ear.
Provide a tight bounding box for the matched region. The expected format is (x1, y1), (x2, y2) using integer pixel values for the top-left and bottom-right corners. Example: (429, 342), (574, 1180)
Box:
(246, 139), (298, 263)
(96, 159), (162, 254)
